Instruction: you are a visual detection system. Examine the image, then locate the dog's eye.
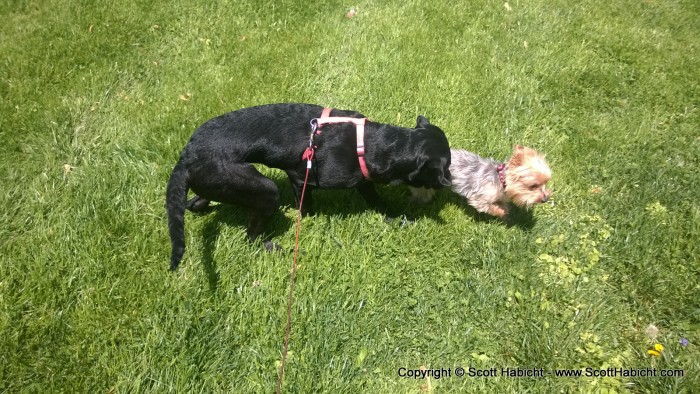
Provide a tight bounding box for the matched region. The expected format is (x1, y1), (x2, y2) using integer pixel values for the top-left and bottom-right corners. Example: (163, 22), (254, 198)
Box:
(530, 184), (539, 190)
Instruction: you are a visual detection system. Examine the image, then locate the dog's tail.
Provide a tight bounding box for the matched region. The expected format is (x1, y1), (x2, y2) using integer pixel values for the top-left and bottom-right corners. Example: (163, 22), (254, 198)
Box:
(166, 160), (189, 271)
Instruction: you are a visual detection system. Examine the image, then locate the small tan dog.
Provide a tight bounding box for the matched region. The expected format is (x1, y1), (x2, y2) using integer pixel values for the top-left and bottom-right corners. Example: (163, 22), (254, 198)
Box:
(410, 145), (552, 219)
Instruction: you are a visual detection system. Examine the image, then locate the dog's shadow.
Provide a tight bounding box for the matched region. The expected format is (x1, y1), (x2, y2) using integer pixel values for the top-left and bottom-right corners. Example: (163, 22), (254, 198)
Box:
(309, 185), (449, 224)
(193, 179), (452, 292)
(441, 191), (537, 230)
(197, 201), (293, 293)
(200, 212), (225, 294)
(194, 179), (535, 292)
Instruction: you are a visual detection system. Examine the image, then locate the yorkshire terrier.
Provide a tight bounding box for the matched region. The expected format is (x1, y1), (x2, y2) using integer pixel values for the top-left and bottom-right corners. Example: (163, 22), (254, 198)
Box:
(410, 145), (552, 220)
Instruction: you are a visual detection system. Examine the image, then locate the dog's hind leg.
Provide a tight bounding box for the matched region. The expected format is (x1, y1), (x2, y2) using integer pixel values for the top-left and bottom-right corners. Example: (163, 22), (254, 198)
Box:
(188, 162), (280, 247)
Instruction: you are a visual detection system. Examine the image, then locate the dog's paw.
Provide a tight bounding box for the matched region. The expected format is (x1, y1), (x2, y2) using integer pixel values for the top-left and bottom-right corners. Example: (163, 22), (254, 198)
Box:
(300, 208), (317, 218)
(263, 240), (284, 252)
(263, 241), (307, 256)
(408, 187), (436, 204)
(502, 215), (515, 227)
(384, 215), (415, 227)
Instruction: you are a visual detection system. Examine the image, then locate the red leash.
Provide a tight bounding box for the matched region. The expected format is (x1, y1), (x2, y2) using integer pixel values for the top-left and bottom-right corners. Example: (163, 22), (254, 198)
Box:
(276, 127), (316, 394)
(277, 108), (370, 392)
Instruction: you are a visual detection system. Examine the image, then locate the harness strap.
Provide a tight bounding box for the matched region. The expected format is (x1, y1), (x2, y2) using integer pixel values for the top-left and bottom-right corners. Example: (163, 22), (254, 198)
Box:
(313, 108), (371, 180)
(354, 122), (369, 180)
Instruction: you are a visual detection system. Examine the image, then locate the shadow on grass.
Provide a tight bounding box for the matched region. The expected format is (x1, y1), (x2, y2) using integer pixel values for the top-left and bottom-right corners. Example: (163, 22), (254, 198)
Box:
(196, 202), (293, 293)
(308, 184), (449, 224)
(191, 175), (538, 292)
(191, 178), (455, 292)
(440, 190), (538, 230)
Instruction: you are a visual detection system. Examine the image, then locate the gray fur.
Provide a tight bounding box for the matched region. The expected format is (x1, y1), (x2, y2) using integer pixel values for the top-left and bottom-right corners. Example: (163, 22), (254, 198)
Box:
(448, 149), (505, 213)
(409, 148), (506, 214)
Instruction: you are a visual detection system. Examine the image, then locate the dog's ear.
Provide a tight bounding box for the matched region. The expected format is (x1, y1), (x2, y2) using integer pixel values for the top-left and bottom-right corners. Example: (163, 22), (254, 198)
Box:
(409, 157), (452, 188)
(438, 173), (452, 187)
(416, 115), (431, 129)
(510, 145), (527, 166)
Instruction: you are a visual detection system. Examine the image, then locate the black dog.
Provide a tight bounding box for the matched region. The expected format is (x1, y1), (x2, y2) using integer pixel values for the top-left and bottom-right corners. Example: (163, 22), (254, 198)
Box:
(166, 103), (451, 270)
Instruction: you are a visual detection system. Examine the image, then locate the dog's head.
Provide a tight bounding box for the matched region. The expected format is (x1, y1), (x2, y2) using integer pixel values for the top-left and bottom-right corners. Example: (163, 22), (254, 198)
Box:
(407, 116), (452, 189)
(504, 145), (552, 208)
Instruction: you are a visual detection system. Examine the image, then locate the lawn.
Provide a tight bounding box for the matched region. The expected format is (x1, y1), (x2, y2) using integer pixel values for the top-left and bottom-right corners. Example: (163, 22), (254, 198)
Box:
(1, 0), (698, 392)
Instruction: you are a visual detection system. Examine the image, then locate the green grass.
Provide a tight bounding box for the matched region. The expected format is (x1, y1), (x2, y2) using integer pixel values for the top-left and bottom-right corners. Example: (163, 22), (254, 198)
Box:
(1, 0), (699, 392)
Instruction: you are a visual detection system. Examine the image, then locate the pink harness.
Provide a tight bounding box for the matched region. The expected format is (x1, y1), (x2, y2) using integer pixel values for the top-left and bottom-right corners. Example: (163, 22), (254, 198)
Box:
(308, 107), (371, 180)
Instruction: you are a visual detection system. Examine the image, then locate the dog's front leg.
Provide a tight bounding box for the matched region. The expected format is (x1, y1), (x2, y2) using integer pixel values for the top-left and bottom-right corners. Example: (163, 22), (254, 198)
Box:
(299, 187), (314, 216)
(356, 182), (392, 216)
(289, 177), (314, 216)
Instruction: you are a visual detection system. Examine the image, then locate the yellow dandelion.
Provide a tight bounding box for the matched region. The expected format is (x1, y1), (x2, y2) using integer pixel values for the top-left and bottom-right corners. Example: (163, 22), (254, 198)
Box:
(647, 343), (664, 357)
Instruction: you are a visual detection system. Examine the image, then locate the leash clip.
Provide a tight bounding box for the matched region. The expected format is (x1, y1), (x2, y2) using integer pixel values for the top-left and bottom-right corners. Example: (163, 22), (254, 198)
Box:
(301, 119), (321, 169)
(309, 118), (319, 146)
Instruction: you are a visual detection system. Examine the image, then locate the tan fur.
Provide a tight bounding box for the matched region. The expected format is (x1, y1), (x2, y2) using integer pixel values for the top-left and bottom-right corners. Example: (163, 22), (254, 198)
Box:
(505, 146), (552, 210)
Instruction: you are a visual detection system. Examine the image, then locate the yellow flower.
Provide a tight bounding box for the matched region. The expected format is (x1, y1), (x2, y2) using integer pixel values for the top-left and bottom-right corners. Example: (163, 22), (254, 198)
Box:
(647, 343), (664, 357)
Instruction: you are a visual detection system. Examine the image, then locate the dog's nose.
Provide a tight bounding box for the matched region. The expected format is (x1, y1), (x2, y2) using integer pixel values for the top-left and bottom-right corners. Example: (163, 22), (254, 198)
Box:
(541, 190), (550, 203)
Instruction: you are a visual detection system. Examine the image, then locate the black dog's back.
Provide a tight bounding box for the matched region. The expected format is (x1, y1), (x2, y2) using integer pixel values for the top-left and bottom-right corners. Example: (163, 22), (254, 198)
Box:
(184, 104), (364, 168)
